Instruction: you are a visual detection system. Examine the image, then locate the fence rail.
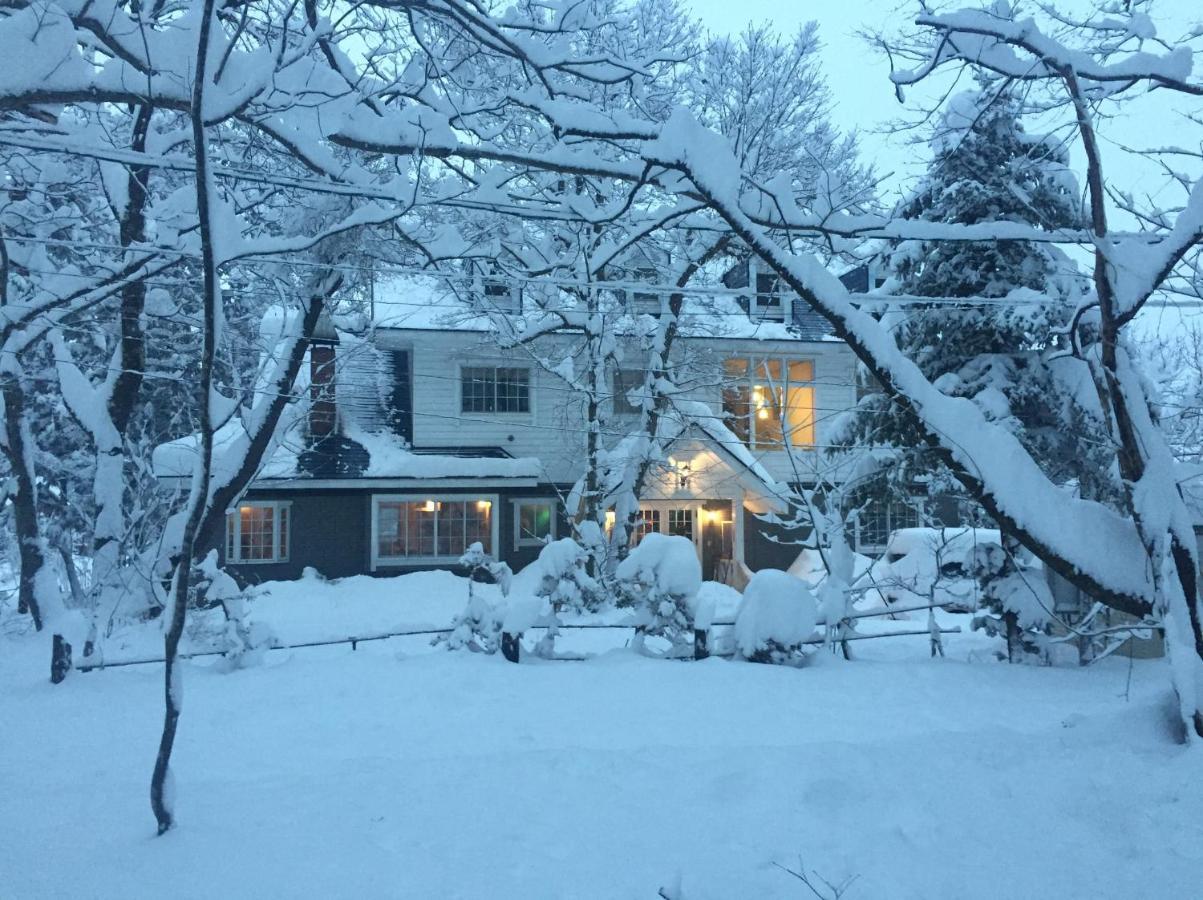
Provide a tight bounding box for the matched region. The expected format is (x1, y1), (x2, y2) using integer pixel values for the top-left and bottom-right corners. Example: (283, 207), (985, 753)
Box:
(54, 601), (959, 678)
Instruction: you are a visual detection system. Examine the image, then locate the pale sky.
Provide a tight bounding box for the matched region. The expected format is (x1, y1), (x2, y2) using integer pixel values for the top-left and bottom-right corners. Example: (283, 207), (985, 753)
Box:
(689, 0), (1200, 194)
(689, 0), (1203, 337)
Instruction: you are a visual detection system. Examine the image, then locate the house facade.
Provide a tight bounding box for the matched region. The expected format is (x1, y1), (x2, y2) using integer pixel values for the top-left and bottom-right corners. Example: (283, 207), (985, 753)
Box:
(157, 266), (876, 585)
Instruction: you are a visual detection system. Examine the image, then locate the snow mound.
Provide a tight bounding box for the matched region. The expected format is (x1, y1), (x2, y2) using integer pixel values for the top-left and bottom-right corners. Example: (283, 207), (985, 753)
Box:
(734, 569), (818, 659)
(615, 533), (702, 600)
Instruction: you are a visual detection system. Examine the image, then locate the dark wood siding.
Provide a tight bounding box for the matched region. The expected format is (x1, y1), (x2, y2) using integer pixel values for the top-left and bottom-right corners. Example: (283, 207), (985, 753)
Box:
(223, 490), (369, 584)
(223, 484), (570, 584)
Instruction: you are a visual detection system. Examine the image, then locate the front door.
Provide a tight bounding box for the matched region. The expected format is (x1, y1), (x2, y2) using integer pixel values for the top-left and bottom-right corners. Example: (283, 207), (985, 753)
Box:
(631, 502), (735, 582)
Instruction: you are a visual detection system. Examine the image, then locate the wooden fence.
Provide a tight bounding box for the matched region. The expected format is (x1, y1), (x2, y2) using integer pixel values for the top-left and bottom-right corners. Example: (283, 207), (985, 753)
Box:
(50, 601), (960, 681)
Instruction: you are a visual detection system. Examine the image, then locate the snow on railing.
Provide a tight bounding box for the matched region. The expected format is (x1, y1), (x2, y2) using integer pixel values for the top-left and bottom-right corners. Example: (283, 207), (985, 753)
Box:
(50, 600), (961, 678)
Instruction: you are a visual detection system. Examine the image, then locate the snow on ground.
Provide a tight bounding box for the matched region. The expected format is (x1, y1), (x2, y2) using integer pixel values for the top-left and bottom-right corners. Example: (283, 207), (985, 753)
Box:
(2, 575), (1202, 899)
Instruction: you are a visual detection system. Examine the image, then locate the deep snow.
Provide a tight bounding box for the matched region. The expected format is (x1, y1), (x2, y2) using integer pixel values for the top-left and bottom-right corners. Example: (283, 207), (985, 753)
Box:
(2, 575), (1201, 899)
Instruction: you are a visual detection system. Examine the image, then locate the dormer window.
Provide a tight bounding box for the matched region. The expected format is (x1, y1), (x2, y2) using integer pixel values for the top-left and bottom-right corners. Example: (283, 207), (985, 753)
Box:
(471, 263), (520, 314)
(628, 267), (662, 315)
(747, 260), (787, 321)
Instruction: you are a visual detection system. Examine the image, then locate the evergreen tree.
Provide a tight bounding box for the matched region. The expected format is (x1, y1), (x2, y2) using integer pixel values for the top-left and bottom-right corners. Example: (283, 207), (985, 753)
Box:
(839, 82), (1117, 513)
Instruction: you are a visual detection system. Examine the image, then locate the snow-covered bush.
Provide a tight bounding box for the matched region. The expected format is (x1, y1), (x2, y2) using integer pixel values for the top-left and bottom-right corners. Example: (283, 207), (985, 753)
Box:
(534, 537), (602, 616)
(504, 537), (600, 657)
(197, 552), (274, 671)
(615, 533), (702, 650)
(437, 543), (511, 653)
(969, 542), (1054, 663)
(734, 569), (819, 664)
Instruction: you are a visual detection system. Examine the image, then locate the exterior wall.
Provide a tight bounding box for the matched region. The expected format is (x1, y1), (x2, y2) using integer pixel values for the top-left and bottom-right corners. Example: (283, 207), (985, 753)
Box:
(223, 489), (370, 584)
(224, 484), (569, 585)
(378, 328), (859, 486)
(741, 507), (808, 572)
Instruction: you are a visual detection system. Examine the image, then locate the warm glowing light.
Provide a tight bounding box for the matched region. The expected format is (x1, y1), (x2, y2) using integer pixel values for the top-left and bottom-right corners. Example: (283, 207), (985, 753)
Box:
(422, 500), (437, 512)
(476, 500), (492, 510)
(757, 408), (769, 419)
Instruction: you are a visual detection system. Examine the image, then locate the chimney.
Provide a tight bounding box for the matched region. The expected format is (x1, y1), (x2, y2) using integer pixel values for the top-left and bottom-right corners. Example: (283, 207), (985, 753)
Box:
(309, 312), (339, 441)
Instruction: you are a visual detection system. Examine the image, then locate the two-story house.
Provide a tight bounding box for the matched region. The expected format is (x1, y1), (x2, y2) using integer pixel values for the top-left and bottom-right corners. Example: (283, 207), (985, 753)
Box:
(155, 264), (871, 585)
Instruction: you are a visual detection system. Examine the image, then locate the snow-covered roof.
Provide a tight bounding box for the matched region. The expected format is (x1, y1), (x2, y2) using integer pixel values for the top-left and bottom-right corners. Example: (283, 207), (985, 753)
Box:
(153, 419), (543, 484)
(368, 274), (842, 343)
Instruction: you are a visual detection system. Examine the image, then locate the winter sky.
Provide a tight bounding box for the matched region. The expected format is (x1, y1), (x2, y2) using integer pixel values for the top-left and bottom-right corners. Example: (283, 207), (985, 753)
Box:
(692, 0), (1202, 337)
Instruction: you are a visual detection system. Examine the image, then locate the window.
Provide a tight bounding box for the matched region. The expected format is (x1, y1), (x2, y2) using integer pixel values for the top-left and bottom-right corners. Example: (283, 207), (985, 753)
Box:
(612, 369), (646, 415)
(462, 366), (530, 413)
(722, 357), (816, 449)
(744, 264), (785, 320)
(374, 496), (495, 563)
(630, 508), (662, 545)
(854, 498), (922, 553)
(627, 267), (662, 314)
(667, 508), (694, 538)
(515, 499), (556, 549)
(225, 501), (290, 563)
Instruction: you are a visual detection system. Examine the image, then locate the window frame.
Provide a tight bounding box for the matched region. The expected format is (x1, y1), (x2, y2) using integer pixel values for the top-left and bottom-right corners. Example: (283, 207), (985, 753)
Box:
(225, 500), (291, 564)
(513, 497), (557, 550)
(611, 368), (647, 416)
(722, 356), (817, 451)
(853, 497), (924, 555)
(371, 493), (501, 568)
(459, 364), (533, 415)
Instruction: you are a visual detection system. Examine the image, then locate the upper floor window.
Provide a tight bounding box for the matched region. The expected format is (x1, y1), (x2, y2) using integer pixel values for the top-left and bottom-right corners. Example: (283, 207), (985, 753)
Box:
(612, 369), (646, 415)
(467, 262), (520, 314)
(722, 357), (816, 450)
(225, 501), (290, 564)
(462, 366), (530, 413)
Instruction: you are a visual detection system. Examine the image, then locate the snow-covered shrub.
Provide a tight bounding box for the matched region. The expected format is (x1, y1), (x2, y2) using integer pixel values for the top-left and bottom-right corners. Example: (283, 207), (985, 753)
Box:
(734, 569), (818, 664)
(198, 552), (274, 671)
(437, 542), (511, 653)
(615, 533), (702, 650)
(497, 537), (600, 657)
(969, 542), (1053, 663)
(534, 537), (602, 616)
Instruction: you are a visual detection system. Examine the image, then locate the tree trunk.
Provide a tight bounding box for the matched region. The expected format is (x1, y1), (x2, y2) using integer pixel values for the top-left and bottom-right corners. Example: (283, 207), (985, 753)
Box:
(2, 377), (45, 630)
(151, 0), (219, 834)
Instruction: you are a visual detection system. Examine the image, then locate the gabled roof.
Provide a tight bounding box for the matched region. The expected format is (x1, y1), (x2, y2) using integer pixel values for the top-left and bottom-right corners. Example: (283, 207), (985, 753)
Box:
(366, 274), (842, 343)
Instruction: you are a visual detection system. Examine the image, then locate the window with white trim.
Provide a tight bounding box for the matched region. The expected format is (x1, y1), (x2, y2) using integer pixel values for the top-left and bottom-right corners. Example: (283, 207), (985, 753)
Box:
(225, 501), (290, 563)
(374, 496), (495, 563)
(514, 499), (556, 549)
(461, 366), (531, 413)
(722, 357), (816, 450)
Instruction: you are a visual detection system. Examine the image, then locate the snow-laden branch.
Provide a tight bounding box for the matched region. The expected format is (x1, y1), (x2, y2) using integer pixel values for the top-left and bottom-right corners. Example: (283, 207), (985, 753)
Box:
(896, 7), (1200, 97)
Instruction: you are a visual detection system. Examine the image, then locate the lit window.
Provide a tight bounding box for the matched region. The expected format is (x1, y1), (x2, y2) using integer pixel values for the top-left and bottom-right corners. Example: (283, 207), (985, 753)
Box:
(667, 508), (694, 538)
(722, 357), (816, 449)
(462, 366), (530, 413)
(375, 497), (494, 562)
(225, 501), (290, 563)
(515, 499), (556, 548)
(630, 508), (662, 546)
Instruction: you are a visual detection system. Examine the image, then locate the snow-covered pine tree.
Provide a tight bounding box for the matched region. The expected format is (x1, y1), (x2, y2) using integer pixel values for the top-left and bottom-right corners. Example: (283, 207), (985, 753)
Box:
(839, 81), (1115, 515)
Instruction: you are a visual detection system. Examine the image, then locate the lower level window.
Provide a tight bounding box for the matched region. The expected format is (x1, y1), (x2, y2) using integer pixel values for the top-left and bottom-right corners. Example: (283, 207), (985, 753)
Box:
(375, 497), (494, 562)
(515, 499), (555, 548)
(225, 501), (290, 563)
